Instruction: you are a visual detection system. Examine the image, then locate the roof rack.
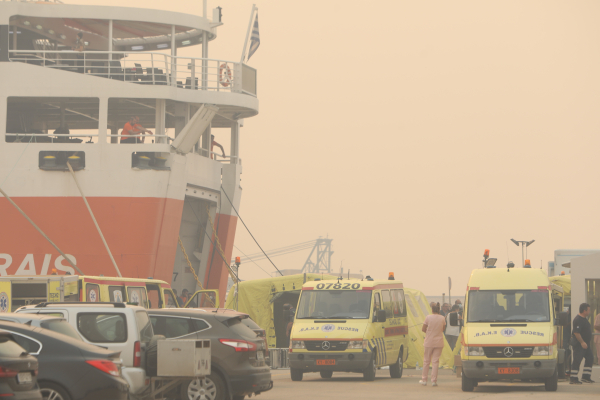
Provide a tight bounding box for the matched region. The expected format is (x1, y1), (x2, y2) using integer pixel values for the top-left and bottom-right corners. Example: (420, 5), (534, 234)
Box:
(34, 302), (126, 308)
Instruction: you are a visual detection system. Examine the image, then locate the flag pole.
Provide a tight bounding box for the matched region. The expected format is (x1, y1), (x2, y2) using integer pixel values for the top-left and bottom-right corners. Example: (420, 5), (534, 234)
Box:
(240, 4), (257, 63)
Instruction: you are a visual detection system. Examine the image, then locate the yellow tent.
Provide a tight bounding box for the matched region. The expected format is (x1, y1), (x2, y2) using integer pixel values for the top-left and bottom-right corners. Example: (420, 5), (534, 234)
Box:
(404, 289), (455, 369)
(225, 276), (455, 368)
(224, 274), (337, 349)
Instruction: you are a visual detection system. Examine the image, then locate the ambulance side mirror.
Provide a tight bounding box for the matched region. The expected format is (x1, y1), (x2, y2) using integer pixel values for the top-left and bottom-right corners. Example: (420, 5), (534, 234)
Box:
(449, 312), (459, 327)
(377, 309), (387, 323)
(557, 311), (569, 327)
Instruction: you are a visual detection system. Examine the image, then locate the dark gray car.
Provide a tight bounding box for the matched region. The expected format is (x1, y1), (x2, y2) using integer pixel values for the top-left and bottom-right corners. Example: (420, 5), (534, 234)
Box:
(147, 309), (272, 400)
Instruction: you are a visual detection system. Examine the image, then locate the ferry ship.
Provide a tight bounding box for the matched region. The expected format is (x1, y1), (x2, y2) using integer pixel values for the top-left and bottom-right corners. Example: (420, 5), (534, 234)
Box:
(0, 0), (259, 305)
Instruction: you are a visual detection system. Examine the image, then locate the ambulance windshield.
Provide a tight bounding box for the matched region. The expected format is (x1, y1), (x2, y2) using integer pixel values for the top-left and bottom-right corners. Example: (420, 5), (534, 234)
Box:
(467, 290), (550, 322)
(296, 290), (372, 319)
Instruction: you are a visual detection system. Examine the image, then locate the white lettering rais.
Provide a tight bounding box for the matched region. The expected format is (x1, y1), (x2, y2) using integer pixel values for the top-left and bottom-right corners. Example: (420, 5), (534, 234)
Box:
(0, 254), (76, 276)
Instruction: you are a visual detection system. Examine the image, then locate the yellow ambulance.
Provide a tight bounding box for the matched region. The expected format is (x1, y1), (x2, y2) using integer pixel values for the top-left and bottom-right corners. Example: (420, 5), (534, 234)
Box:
(288, 279), (409, 381)
(0, 275), (218, 312)
(455, 267), (568, 392)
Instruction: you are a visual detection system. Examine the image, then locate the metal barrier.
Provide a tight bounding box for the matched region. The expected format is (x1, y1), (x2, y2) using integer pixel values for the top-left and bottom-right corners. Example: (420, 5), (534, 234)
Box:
(269, 348), (290, 369)
(8, 50), (248, 93)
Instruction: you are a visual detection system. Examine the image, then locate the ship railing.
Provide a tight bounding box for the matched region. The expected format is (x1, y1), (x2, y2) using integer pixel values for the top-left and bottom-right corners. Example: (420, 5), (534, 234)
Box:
(7, 133), (170, 144)
(110, 134), (171, 144)
(8, 50), (257, 95)
(2, 0), (63, 2)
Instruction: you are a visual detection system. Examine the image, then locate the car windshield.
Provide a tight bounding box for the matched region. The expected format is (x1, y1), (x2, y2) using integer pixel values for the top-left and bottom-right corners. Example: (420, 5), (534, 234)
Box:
(467, 290), (551, 322)
(40, 320), (83, 341)
(296, 290), (372, 319)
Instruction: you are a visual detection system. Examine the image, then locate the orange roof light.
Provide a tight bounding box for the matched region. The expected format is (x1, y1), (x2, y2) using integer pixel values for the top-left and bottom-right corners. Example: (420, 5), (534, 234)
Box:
(235, 257), (241, 264)
(560, 271), (565, 275)
(388, 272), (394, 277)
(484, 249), (490, 258)
(524, 259), (531, 266)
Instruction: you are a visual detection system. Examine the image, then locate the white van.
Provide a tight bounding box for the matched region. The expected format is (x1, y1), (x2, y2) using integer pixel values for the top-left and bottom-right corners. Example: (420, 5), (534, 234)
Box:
(16, 303), (154, 397)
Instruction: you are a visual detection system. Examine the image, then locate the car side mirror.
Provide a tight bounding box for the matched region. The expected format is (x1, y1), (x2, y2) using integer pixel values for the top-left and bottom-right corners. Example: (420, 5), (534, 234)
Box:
(377, 309), (387, 323)
(558, 311), (569, 327)
(449, 312), (458, 327)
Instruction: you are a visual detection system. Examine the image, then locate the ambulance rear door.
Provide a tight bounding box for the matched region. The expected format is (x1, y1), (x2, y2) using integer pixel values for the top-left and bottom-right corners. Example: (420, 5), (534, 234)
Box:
(185, 290), (219, 308)
(0, 279), (11, 313)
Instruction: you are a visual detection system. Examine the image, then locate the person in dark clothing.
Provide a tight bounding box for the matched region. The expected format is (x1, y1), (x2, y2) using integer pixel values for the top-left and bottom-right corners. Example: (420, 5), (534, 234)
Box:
(570, 303), (594, 384)
(172, 289), (184, 307)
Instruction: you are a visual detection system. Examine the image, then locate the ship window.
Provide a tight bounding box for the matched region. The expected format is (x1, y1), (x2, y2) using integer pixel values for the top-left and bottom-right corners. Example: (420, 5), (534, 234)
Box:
(39, 151), (85, 171)
(6, 97), (99, 143)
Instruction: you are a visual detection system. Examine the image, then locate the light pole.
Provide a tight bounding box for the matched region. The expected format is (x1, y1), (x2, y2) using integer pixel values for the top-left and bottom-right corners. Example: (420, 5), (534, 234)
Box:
(510, 239), (535, 267)
(234, 256), (241, 310)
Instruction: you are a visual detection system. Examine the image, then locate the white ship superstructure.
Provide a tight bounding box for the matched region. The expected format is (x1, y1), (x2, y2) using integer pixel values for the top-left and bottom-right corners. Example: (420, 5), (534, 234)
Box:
(0, 0), (258, 304)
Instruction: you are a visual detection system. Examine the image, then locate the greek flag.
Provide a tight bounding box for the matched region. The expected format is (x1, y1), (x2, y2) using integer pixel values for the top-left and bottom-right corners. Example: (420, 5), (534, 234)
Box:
(248, 14), (260, 60)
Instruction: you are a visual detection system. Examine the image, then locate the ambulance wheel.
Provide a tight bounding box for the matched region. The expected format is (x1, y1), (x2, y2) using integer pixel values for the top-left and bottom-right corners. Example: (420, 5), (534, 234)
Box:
(545, 368), (558, 391)
(290, 368), (304, 382)
(461, 373), (475, 392)
(363, 353), (376, 381)
(390, 349), (403, 378)
(320, 371), (333, 379)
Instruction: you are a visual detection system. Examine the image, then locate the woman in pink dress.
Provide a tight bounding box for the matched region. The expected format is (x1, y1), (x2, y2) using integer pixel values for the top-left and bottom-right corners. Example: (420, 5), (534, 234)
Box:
(420, 302), (446, 386)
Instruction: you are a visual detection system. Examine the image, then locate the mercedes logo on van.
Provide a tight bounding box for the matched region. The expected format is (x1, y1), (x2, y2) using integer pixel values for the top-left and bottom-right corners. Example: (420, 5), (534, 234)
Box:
(503, 347), (514, 357)
(322, 341), (331, 350)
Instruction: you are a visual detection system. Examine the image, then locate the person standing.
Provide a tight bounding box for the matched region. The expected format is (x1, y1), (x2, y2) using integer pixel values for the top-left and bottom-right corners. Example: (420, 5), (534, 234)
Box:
(120, 117), (140, 144)
(441, 303), (450, 317)
(570, 303), (594, 384)
(420, 303), (446, 386)
(172, 289), (184, 307)
(211, 135), (225, 159)
(445, 305), (460, 350)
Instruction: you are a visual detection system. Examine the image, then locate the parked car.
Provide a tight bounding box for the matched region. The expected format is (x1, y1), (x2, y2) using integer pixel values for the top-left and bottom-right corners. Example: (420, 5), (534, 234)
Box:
(0, 320), (128, 400)
(16, 302), (155, 398)
(147, 308), (272, 400)
(0, 313), (82, 341)
(0, 330), (41, 399)
(240, 317), (270, 366)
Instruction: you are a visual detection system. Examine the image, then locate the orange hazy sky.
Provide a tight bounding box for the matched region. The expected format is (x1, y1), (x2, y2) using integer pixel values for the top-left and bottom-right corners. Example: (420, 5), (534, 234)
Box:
(78, 0), (600, 296)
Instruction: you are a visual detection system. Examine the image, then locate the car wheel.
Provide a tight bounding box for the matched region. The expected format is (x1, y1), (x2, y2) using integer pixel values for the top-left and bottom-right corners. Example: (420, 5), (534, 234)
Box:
(320, 371), (333, 379)
(290, 368), (303, 382)
(461, 372), (475, 392)
(363, 352), (376, 381)
(545, 368), (558, 392)
(40, 383), (71, 400)
(181, 373), (226, 400)
(389, 348), (403, 379)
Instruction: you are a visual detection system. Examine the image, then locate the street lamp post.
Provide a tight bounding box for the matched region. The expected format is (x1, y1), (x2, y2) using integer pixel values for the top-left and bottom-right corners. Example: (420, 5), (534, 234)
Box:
(510, 239), (535, 267)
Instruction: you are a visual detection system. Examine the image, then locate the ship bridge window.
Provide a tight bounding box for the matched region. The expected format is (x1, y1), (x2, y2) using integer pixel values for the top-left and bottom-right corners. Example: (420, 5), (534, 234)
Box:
(6, 97), (99, 144)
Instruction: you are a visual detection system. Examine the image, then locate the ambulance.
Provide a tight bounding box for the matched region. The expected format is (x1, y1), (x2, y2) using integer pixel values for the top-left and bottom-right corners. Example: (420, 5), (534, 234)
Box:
(454, 264), (568, 392)
(288, 279), (409, 381)
(0, 275), (218, 312)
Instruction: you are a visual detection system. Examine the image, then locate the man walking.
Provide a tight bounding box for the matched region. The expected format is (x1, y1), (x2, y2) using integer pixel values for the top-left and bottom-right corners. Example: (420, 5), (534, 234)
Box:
(570, 303), (594, 384)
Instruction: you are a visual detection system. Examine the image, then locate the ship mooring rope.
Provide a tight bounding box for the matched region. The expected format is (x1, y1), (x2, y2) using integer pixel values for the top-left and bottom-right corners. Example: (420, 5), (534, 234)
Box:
(177, 236), (216, 308)
(205, 205), (238, 282)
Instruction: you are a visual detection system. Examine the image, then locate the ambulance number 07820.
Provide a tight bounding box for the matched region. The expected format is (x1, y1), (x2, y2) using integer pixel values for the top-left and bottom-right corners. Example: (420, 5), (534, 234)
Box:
(315, 283), (361, 290)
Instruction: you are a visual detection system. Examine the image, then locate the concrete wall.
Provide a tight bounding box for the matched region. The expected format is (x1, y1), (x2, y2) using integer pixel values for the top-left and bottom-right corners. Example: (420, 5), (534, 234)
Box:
(571, 252), (600, 313)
